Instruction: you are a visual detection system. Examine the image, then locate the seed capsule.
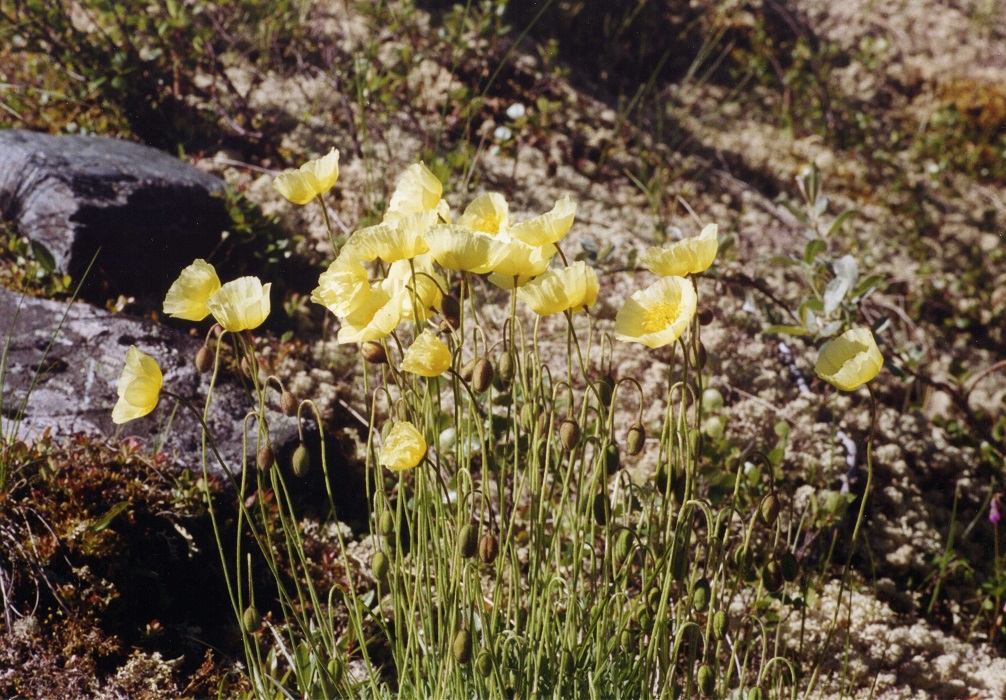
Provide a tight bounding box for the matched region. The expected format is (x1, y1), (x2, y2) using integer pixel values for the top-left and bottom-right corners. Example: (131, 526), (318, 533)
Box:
(256, 445), (275, 472)
(760, 493), (781, 527)
(458, 523), (479, 559)
(712, 610), (729, 640)
(442, 295), (461, 329)
(291, 443), (310, 478)
(697, 664), (715, 696)
(479, 533), (499, 564)
(194, 344), (214, 373)
(361, 341), (388, 364)
(626, 422), (646, 456)
(378, 511), (394, 536)
(498, 350), (514, 385)
(472, 358), (494, 393)
(371, 551), (390, 582)
(559, 419), (580, 451)
(691, 577), (711, 612)
(280, 390), (299, 417)
(242, 605), (262, 633)
(475, 649), (493, 677)
(452, 629), (472, 665)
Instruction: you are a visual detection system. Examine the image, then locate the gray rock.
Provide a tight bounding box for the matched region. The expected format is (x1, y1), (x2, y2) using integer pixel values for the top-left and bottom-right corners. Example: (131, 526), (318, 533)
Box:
(0, 286), (298, 477)
(0, 129), (230, 304)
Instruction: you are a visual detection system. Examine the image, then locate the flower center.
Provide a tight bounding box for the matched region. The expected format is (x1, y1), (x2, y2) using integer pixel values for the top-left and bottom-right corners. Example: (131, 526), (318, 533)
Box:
(642, 301), (679, 333)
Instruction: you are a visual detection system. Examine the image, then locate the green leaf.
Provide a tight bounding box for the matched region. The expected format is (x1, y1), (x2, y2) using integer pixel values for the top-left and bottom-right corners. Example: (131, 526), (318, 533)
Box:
(29, 240), (57, 273)
(802, 239), (826, 264)
(852, 274), (884, 299)
(826, 209), (856, 237)
(768, 255), (800, 268)
(88, 501), (129, 533)
(763, 325), (811, 337)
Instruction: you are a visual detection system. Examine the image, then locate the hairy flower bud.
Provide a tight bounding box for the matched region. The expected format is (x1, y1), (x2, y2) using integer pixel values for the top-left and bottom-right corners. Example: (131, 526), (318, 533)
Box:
(242, 605), (262, 633)
(256, 445), (275, 472)
(194, 344), (214, 374)
(452, 629), (472, 665)
(697, 664), (715, 697)
(697, 305), (714, 326)
(497, 350), (514, 385)
(442, 295), (461, 329)
(479, 533), (499, 565)
(371, 551), (390, 582)
(291, 442), (310, 478)
(762, 560), (784, 593)
(603, 443), (620, 476)
(780, 550), (800, 582)
(460, 357), (476, 382)
(593, 492), (608, 526)
(378, 511), (395, 536)
(361, 341), (388, 364)
(472, 358), (493, 393)
(559, 419), (580, 452)
(712, 610), (729, 640)
(614, 529), (634, 562)
(458, 523), (479, 559)
(475, 649), (493, 678)
(626, 422), (646, 456)
(691, 577), (711, 612)
(760, 493), (781, 527)
(281, 390), (299, 417)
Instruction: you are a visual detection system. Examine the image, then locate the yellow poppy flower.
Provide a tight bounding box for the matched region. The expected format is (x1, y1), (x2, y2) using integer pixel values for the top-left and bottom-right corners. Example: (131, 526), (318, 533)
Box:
(336, 283), (404, 344)
(458, 192), (509, 234)
(614, 276), (697, 348)
(401, 329), (452, 377)
(507, 195), (576, 246)
(112, 346), (163, 424)
(273, 148), (340, 205)
(342, 209), (435, 263)
(163, 259), (221, 322)
(385, 162), (449, 223)
(517, 261), (599, 315)
(379, 421), (427, 471)
(312, 255), (370, 318)
(206, 277), (272, 332)
(385, 255), (444, 321)
(641, 224), (719, 277)
(814, 327), (884, 391)
(487, 236), (557, 288)
(425, 225), (505, 274)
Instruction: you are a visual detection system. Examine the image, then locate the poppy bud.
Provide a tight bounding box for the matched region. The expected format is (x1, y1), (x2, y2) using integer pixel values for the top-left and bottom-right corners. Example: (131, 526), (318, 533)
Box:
(520, 403), (536, 431)
(256, 445), (275, 472)
(593, 492), (608, 525)
(452, 629), (472, 665)
(291, 443), (310, 478)
(614, 529), (634, 561)
(597, 374), (614, 407)
(698, 306), (714, 326)
(371, 551), (390, 582)
(748, 688), (764, 700)
(460, 357), (476, 382)
(458, 523), (479, 559)
(559, 419), (580, 451)
(479, 533), (499, 564)
(195, 344), (214, 373)
(780, 550), (800, 582)
(619, 628), (636, 652)
(242, 605), (262, 633)
(498, 350), (514, 385)
(442, 295), (461, 329)
(476, 649), (493, 677)
(697, 664), (715, 696)
(732, 544), (752, 574)
(696, 342), (707, 370)
(626, 422), (646, 456)
(762, 560), (784, 593)
(472, 358), (493, 393)
(378, 511), (394, 536)
(712, 610), (729, 640)
(560, 649), (574, 677)
(691, 577), (711, 612)
(361, 341), (387, 364)
(760, 493), (780, 527)
(603, 443), (620, 476)
(281, 390), (299, 417)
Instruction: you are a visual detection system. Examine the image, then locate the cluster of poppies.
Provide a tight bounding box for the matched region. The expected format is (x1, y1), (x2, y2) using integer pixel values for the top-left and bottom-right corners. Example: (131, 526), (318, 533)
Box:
(111, 148), (885, 469)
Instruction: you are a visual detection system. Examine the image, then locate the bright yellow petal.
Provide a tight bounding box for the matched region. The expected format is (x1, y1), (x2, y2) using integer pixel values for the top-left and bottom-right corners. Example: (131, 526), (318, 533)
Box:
(343, 210), (434, 263)
(336, 284), (404, 344)
(517, 261), (599, 315)
(401, 329), (452, 377)
(385, 163), (443, 221)
(379, 421), (427, 470)
(458, 192), (509, 234)
(489, 237), (556, 280)
(507, 195), (576, 246)
(206, 277), (271, 332)
(312, 255), (370, 318)
(112, 346), (162, 424)
(425, 225), (504, 274)
(814, 327), (884, 391)
(641, 224), (719, 277)
(163, 259), (221, 321)
(384, 255), (444, 321)
(273, 148), (340, 205)
(614, 276), (697, 348)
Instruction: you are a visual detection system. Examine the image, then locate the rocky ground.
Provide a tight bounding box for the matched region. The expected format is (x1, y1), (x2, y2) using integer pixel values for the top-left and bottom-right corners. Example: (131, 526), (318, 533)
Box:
(2, 0), (1006, 697)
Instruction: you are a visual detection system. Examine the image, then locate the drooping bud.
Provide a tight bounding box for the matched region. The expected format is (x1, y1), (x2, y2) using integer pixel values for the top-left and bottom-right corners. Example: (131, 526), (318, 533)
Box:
(442, 295), (461, 329)
(457, 522), (479, 559)
(748, 688), (764, 700)
(378, 510), (395, 536)
(696, 342), (708, 370)
(559, 419), (580, 452)
(361, 341), (388, 364)
(280, 390), (299, 417)
(697, 306), (714, 326)
(712, 610), (729, 640)
(256, 444), (275, 472)
(460, 357), (476, 382)
(560, 649), (574, 677)
(626, 422), (646, 456)
(497, 350), (514, 385)
(619, 628), (636, 652)
(452, 628), (473, 665)
(597, 374), (614, 407)
(691, 577), (711, 612)
(780, 550), (800, 582)
(475, 649), (493, 678)
(762, 560), (784, 593)
(519, 403), (536, 432)
(291, 442), (310, 478)
(242, 605), (262, 633)
(479, 533), (499, 565)
(603, 443), (620, 476)
(194, 344), (214, 373)
(592, 492), (608, 525)
(702, 387), (724, 413)
(371, 551), (390, 582)
(472, 358), (494, 393)
(614, 529), (634, 561)
(760, 493), (781, 527)
(697, 664), (715, 696)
